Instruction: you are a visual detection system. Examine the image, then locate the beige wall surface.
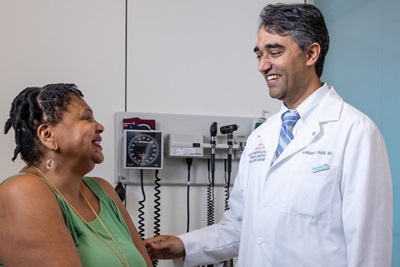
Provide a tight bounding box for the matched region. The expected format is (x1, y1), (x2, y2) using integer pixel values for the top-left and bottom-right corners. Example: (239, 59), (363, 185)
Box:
(0, 1), (301, 266)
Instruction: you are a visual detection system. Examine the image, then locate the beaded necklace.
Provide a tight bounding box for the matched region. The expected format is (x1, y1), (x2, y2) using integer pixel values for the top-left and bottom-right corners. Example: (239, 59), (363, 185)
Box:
(30, 166), (129, 267)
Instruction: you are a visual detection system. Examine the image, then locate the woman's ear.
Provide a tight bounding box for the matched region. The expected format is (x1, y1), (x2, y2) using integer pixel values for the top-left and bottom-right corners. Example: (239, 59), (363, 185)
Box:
(306, 42), (321, 67)
(37, 124), (57, 150)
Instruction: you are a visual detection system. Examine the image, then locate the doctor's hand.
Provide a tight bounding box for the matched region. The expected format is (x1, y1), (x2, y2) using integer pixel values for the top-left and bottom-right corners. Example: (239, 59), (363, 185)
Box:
(144, 235), (185, 261)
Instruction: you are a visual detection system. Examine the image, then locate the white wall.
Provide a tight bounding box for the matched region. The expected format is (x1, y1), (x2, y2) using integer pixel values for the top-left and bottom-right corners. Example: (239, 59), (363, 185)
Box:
(0, 1), (301, 266)
(0, 0), (126, 181)
(126, 0), (278, 117)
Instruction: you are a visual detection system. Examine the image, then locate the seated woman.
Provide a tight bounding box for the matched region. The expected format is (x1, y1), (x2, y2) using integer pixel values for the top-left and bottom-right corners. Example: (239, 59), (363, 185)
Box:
(0, 84), (152, 267)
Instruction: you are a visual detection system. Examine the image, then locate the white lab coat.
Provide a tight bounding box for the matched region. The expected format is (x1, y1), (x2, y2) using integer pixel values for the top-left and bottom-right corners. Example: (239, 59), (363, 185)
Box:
(178, 86), (392, 267)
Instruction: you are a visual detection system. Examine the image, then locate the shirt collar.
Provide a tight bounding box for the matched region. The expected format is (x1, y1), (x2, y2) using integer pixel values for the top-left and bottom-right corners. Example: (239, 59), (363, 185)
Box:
(278, 83), (330, 122)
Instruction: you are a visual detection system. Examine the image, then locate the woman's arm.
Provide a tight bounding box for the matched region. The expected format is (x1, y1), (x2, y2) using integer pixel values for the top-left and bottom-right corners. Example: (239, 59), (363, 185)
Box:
(0, 174), (83, 267)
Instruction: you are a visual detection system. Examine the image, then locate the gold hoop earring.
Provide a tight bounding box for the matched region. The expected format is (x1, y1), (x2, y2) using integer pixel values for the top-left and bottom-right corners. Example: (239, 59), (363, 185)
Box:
(45, 143), (58, 170)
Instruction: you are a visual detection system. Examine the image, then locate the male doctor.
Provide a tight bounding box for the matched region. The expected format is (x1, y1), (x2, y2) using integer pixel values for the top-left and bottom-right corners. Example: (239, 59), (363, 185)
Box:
(145, 3), (393, 267)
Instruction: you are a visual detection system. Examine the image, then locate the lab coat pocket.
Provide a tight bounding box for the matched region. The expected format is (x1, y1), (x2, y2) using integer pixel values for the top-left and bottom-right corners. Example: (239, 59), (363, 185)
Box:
(283, 164), (338, 220)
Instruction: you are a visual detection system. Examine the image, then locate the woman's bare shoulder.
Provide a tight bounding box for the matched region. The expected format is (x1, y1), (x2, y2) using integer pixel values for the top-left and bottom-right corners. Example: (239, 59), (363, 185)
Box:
(0, 173), (61, 221)
(0, 173), (82, 266)
(0, 173), (54, 201)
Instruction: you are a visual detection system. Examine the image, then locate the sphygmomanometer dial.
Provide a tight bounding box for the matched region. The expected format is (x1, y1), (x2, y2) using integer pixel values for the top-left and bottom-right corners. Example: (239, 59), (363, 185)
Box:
(124, 130), (163, 169)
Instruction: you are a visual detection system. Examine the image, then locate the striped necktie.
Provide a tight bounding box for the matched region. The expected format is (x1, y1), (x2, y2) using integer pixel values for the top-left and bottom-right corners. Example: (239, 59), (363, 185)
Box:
(271, 110), (300, 165)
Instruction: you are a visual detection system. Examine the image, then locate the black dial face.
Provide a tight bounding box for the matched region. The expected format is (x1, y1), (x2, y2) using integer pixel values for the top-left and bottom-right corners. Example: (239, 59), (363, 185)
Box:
(125, 131), (162, 168)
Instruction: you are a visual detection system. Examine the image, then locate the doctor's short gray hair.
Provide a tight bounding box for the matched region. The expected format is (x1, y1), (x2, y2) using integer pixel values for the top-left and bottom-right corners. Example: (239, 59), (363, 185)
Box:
(258, 3), (330, 78)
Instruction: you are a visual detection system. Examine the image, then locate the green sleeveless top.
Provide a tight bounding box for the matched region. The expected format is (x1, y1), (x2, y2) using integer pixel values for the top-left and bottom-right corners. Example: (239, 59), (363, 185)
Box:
(0, 175), (147, 267)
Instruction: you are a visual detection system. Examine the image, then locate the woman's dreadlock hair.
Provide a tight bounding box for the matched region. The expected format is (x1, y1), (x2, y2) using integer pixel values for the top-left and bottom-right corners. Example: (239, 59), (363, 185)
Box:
(4, 83), (84, 166)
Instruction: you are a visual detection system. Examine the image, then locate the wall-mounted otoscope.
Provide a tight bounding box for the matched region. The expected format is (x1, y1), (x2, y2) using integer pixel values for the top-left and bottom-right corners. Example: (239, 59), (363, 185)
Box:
(206, 122), (218, 230)
(220, 124), (238, 135)
(210, 122), (218, 173)
(220, 124), (239, 173)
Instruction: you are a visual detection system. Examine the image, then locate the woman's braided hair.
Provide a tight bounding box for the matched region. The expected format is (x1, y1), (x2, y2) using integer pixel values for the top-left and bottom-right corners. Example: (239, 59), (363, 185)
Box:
(4, 83), (84, 165)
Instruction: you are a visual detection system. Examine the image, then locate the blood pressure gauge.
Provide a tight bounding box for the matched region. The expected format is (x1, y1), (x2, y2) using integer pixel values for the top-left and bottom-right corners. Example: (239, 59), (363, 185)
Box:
(123, 130), (163, 169)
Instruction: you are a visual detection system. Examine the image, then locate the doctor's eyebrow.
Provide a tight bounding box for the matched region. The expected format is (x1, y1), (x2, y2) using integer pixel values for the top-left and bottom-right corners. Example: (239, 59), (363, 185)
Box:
(253, 43), (285, 53)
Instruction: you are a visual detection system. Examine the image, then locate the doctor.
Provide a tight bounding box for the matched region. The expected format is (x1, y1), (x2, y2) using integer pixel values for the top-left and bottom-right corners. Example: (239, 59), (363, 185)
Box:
(145, 3), (393, 266)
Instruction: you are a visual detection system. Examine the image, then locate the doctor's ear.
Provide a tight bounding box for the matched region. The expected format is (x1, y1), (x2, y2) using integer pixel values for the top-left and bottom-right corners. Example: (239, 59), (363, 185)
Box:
(306, 42), (321, 67)
(36, 124), (57, 150)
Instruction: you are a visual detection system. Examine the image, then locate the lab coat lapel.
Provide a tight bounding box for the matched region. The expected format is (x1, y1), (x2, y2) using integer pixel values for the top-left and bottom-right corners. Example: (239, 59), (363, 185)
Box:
(271, 87), (343, 165)
(272, 122), (320, 165)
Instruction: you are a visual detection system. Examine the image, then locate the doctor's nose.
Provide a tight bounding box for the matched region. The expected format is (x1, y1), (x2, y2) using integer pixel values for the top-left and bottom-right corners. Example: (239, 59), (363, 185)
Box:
(258, 56), (272, 73)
